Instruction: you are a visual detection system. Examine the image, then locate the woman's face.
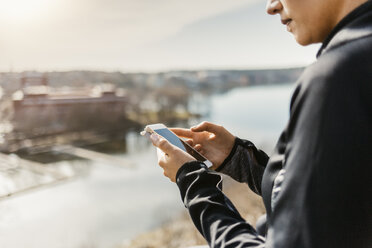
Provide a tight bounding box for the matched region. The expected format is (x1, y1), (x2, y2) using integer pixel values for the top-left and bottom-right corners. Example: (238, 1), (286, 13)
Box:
(266, 0), (343, 45)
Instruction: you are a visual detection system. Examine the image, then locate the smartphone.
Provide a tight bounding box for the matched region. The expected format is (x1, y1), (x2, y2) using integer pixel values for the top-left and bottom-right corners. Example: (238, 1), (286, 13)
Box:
(141, 123), (213, 168)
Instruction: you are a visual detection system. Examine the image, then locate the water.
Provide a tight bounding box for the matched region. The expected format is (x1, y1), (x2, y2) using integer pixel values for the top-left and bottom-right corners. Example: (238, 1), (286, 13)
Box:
(0, 142), (183, 248)
(0, 83), (294, 248)
(207, 83), (292, 152)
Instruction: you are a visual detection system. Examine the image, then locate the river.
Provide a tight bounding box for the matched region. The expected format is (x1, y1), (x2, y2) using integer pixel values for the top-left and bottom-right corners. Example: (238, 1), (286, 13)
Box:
(0, 83), (294, 248)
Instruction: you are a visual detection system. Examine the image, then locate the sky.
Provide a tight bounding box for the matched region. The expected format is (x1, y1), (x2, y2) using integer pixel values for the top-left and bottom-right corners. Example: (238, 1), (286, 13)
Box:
(0, 0), (320, 72)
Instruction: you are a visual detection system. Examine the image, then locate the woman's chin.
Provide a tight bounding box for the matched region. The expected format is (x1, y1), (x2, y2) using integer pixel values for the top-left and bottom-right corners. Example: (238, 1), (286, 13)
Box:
(294, 31), (325, 46)
(294, 34), (315, 46)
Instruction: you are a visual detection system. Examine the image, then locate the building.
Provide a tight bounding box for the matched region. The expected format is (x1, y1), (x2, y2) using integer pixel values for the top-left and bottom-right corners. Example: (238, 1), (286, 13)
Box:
(12, 75), (130, 136)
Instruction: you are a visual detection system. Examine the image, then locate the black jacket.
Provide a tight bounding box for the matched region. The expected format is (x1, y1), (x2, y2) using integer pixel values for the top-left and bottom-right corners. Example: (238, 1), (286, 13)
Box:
(176, 1), (372, 247)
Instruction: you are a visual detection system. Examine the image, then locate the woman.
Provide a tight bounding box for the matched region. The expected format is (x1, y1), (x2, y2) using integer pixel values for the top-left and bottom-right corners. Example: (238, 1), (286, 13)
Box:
(150, 0), (372, 247)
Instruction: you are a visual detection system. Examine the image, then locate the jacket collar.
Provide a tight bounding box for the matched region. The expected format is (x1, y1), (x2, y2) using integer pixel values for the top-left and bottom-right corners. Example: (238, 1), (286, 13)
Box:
(317, 0), (372, 57)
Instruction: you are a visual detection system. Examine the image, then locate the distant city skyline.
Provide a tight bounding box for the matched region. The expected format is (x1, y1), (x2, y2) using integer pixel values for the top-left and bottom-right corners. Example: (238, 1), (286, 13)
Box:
(0, 0), (320, 72)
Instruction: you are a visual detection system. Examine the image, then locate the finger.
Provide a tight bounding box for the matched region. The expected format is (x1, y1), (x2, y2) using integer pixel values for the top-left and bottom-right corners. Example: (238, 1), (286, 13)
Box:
(185, 139), (194, 146)
(162, 168), (170, 180)
(150, 133), (174, 154)
(191, 121), (222, 134)
(157, 149), (172, 167)
(170, 128), (194, 138)
(194, 144), (202, 152)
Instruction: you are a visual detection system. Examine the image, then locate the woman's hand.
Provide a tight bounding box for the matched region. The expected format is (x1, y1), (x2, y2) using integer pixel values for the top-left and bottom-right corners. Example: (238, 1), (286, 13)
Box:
(150, 133), (196, 182)
(171, 121), (235, 170)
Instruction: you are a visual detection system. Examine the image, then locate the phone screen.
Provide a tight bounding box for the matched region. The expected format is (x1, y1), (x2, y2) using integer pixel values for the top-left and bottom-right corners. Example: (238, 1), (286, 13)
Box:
(154, 128), (207, 162)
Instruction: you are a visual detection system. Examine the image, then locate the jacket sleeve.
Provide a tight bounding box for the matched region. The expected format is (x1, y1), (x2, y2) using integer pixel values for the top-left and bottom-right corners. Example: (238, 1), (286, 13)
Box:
(176, 161), (266, 248)
(216, 138), (269, 195)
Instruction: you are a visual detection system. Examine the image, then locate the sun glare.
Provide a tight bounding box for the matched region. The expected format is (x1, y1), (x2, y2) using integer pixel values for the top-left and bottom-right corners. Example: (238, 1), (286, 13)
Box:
(0, 0), (51, 23)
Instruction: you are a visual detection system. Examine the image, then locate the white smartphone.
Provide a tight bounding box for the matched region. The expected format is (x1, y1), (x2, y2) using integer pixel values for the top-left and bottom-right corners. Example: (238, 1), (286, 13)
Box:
(141, 123), (213, 168)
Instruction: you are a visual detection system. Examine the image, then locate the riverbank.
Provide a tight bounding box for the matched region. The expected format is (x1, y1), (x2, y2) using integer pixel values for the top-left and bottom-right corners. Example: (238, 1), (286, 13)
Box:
(119, 176), (266, 248)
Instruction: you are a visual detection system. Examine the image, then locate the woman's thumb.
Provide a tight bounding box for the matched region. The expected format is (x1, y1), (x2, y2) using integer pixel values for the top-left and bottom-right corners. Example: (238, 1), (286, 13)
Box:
(150, 133), (173, 153)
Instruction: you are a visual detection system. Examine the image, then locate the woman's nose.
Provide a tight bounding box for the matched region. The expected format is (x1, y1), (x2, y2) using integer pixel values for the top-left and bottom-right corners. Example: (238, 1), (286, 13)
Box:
(266, 0), (283, 15)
